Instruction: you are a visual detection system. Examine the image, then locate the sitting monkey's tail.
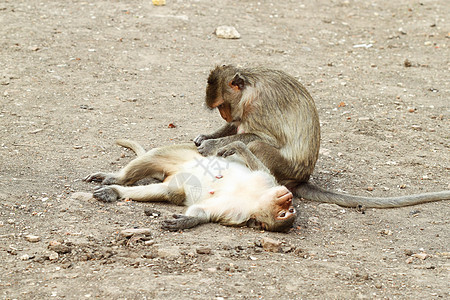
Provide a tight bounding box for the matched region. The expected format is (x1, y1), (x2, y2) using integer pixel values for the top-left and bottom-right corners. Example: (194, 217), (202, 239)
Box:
(115, 139), (147, 157)
(295, 182), (450, 208)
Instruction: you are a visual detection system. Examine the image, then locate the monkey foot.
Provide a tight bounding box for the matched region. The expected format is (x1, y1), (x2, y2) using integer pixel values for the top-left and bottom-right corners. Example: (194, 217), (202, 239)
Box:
(93, 186), (119, 202)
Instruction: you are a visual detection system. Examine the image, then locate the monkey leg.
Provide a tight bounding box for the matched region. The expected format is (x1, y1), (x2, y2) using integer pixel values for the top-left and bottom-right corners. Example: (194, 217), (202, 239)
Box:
(85, 143), (198, 186)
(93, 183), (186, 204)
(217, 141), (271, 173)
(197, 132), (259, 156)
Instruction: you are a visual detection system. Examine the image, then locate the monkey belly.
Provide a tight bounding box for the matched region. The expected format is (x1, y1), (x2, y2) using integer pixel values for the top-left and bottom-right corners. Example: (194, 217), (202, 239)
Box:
(176, 156), (273, 207)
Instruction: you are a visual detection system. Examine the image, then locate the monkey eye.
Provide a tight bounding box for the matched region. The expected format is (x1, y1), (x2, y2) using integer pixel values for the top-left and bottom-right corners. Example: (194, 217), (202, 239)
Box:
(289, 207), (295, 213)
(278, 211), (286, 218)
(218, 104), (224, 109)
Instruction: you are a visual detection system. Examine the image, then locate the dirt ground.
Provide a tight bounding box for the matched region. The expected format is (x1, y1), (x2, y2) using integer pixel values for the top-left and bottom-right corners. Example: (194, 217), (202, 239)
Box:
(1, 0), (449, 299)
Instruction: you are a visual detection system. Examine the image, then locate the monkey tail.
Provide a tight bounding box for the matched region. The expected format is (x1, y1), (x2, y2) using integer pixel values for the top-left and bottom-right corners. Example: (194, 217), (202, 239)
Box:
(115, 139), (147, 156)
(295, 182), (450, 208)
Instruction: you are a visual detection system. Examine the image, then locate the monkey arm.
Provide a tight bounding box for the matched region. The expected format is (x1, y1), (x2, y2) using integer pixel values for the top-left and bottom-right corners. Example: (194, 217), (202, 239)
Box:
(161, 205), (209, 231)
(194, 123), (237, 146)
(217, 141), (271, 174)
(197, 132), (260, 156)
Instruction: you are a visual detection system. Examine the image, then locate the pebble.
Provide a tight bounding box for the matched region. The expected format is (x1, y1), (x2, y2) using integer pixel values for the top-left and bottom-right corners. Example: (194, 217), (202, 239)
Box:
(20, 254), (31, 261)
(120, 228), (152, 238)
(48, 251), (59, 261)
(24, 235), (41, 243)
(215, 26), (241, 39)
(144, 208), (161, 218)
(48, 240), (72, 254)
(412, 253), (429, 260)
(260, 237), (282, 253)
(358, 117), (371, 121)
(157, 247), (180, 259)
(144, 240), (155, 246)
(318, 203), (341, 212)
(70, 192), (94, 201)
(379, 229), (393, 236)
(196, 246), (212, 255)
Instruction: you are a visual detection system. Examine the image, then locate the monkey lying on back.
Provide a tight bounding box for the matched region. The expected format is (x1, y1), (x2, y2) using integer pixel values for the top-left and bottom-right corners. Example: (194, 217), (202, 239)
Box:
(84, 139), (296, 232)
(195, 65), (450, 208)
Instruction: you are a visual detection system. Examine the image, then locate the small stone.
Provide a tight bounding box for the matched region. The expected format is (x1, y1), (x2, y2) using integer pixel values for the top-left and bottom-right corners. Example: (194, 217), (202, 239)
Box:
(120, 228), (152, 238)
(144, 240), (155, 246)
(404, 59), (412, 67)
(358, 117), (371, 121)
(379, 229), (393, 236)
(405, 257), (414, 264)
(261, 237), (282, 253)
(24, 235), (41, 243)
(48, 240), (72, 254)
(157, 247), (180, 259)
(407, 107), (416, 113)
(409, 210), (420, 216)
(70, 192), (94, 201)
(144, 208), (161, 218)
(49, 251), (59, 261)
(404, 249), (414, 256)
(281, 246), (294, 253)
(318, 203), (341, 212)
(20, 254), (31, 260)
(367, 186), (374, 191)
(196, 246), (212, 255)
(215, 26), (241, 39)
(412, 253), (429, 260)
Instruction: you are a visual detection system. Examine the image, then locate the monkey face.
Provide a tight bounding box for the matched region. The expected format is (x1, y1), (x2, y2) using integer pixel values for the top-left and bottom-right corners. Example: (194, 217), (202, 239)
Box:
(251, 186), (296, 232)
(205, 65), (247, 124)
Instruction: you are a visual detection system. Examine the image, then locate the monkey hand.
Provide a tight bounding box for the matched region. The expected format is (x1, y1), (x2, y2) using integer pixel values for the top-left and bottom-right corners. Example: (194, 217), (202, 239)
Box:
(193, 134), (210, 147)
(217, 141), (246, 158)
(161, 214), (206, 231)
(84, 172), (117, 185)
(197, 138), (221, 156)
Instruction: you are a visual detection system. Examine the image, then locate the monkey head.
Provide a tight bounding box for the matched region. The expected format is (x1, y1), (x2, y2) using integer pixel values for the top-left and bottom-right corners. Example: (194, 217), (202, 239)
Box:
(205, 65), (249, 124)
(247, 186), (296, 232)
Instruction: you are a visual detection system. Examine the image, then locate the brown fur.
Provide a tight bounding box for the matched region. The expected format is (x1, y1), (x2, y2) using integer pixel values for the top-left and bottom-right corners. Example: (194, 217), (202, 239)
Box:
(195, 65), (450, 208)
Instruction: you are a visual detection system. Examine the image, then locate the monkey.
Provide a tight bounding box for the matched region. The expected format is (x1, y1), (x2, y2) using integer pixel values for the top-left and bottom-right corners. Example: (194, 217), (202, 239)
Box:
(83, 139), (296, 232)
(195, 65), (450, 208)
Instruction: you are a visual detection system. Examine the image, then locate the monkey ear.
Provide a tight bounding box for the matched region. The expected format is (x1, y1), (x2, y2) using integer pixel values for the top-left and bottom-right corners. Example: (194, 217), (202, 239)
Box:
(231, 73), (246, 90)
(246, 218), (261, 229)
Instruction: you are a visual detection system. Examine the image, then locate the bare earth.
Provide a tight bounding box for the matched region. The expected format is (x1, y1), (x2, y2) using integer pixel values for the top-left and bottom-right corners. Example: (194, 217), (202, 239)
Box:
(1, 0), (449, 299)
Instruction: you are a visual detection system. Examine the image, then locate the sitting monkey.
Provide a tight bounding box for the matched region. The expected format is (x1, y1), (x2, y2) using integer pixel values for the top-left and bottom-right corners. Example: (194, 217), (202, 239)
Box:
(84, 140), (296, 232)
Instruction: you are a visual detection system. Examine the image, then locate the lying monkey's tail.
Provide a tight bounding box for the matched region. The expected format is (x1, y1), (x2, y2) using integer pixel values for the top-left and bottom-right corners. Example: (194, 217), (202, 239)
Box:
(115, 139), (147, 157)
(295, 182), (450, 208)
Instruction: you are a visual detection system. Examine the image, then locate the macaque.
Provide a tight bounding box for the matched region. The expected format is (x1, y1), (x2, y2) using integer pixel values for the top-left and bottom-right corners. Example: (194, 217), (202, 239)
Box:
(195, 65), (450, 208)
(84, 139), (296, 232)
